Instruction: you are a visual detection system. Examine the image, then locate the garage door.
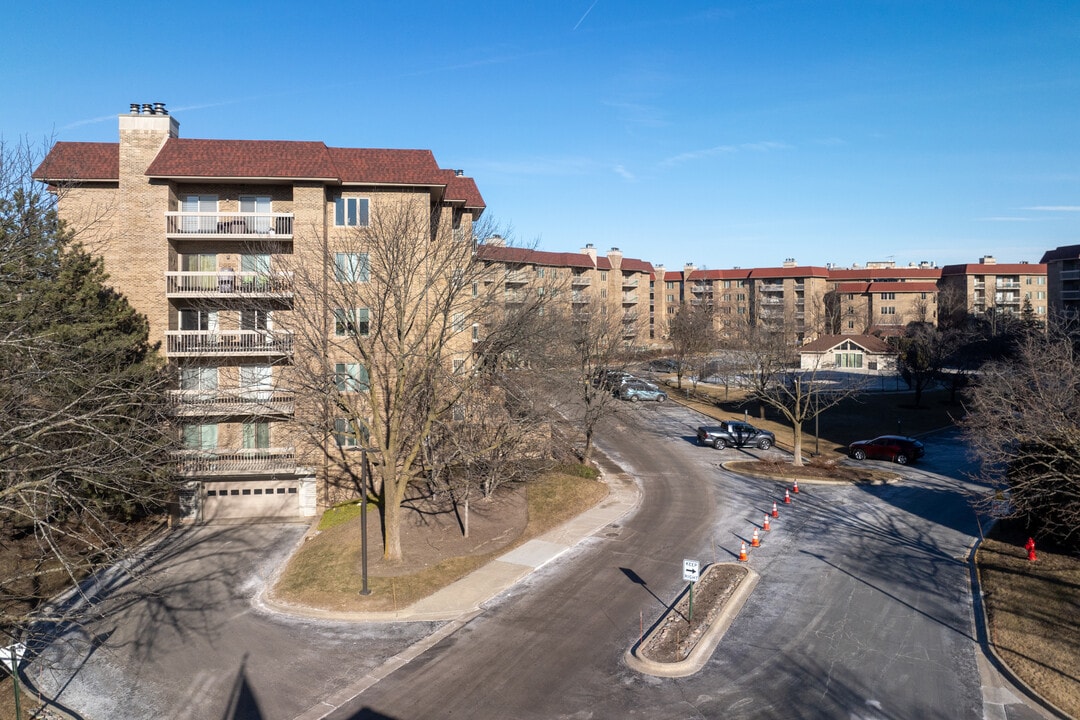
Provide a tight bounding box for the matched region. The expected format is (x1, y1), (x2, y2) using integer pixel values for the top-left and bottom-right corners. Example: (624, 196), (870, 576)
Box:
(202, 480), (300, 522)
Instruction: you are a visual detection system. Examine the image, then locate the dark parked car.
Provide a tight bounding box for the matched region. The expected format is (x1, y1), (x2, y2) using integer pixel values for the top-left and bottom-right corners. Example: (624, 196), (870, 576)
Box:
(696, 421), (775, 450)
(594, 368), (635, 390)
(618, 379), (667, 402)
(848, 435), (925, 465)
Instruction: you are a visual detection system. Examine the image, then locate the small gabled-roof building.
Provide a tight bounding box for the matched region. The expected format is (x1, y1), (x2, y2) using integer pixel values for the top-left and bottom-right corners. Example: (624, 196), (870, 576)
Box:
(798, 334), (896, 373)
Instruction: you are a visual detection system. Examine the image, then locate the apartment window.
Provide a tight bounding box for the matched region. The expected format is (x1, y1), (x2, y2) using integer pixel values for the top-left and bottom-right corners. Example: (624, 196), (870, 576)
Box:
(723, 280), (731, 289)
(847, 307), (854, 315)
(880, 292), (896, 300)
(452, 358), (466, 374)
(601, 288), (607, 298)
(239, 365), (272, 399)
(472, 282), (478, 297)
(600, 272), (608, 281)
(242, 421), (270, 449)
(334, 308), (370, 336)
(737, 307), (746, 315)
(180, 366), (218, 395)
(334, 362), (368, 392)
(1038, 277), (1046, 285)
(848, 320), (855, 329)
(334, 197), (369, 227)
(179, 309), (217, 332)
(1025, 292), (1031, 300)
(452, 312), (466, 333)
(921, 292), (928, 299)
(1026, 277), (1032, 285)
(1037, 306), (1046, 315)
(239, 195), (272, 233)
(722, 294), (731, 302)
(666, 281), (675, 290)
(182, 423), (217, 449)
(881, 306), (896, 315)
(335, 252), (370, 283)
(334, 418), (358, 447)
(472, 323), (479, 341)
(667, 307), (675, 315)
(182, 195), (218, 233)
(667, 294), (675, 302)
(536, 267), (545, 278)
(736, 293), (746, 302)
(1037, 291), (1046, 300)
(241, 309), (270, 331)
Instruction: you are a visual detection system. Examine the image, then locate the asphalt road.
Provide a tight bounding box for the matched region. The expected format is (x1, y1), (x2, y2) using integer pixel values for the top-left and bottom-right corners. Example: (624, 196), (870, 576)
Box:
(28, 400), (1053, 720)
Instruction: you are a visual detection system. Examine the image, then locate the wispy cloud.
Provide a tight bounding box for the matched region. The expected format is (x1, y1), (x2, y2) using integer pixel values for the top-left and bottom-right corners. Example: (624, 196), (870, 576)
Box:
(978, 216), (1036, 222)
(613, 164), (635, 181)
(1024, 205), (1080, 212)
(465, 156), (598, 177)
(661, 141), (790, 167)
(603, 100), (667, 128)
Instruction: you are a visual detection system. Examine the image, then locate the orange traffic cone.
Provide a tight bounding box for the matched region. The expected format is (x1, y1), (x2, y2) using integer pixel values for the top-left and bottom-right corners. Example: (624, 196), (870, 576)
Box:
(763, 515), (771, 532)
(751, 528), (761, 547)
(739, 541), (748, 562)
(793, 480), (800, 494)
(784, 489), (792, 504)
(772, 501), (779, 518)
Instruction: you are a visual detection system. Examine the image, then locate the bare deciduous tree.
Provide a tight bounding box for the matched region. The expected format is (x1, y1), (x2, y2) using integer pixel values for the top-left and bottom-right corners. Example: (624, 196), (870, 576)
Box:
(281, 200), (557, 562)
(667, 302), (716, 390)
(961, 327), (1080, 548)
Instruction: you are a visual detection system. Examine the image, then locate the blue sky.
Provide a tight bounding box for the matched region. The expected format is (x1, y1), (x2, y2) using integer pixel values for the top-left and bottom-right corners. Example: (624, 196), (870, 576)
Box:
(4, 1), (1079, 270)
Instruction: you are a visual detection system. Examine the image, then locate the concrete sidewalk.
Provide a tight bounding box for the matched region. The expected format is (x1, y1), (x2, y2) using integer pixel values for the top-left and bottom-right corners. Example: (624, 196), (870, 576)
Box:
(258, 465), (642, 623)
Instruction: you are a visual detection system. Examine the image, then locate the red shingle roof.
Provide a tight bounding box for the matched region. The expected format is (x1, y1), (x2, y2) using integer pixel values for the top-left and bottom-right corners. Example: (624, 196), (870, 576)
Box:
(36, 139), (484, 212)
(147, 139), (336, 179)
(475, 245), (595, 269)
(828, 267), (941, 281)
(748, 266), (831, 279)
(32, 142), (119, 182)
(940, 263), (1046, 275)
(619, 258), (654, 273)
(799, 334), (893, 353)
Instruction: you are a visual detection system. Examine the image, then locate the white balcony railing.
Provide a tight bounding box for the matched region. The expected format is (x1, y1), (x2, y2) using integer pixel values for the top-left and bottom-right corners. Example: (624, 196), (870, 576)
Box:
(169, 389), (295, 417)
(622, 276), (639, 288)
(166, 330), (293, 357)
(503, 270), (530, 285)
(173, 447), (296, 476)
(571, 274), (591, 287)
(165, 212), (293, 238)
(166, 271), (293, 297)
(622, 293), (638, 304)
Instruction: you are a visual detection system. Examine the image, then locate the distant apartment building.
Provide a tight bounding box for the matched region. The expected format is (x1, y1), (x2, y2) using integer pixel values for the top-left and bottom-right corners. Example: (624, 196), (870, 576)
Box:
(938, 256), (1047, 325)
(1039, 244), (1080, 318)
(34, 103), (484, 523)
(475, 242), (655, 345)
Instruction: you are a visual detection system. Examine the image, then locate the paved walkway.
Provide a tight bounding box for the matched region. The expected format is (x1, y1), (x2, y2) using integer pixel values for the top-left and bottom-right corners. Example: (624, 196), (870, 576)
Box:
(258, 462), (642, 623)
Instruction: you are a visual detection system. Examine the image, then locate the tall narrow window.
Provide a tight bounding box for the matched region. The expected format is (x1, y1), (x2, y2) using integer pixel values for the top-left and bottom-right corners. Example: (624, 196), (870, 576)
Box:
(334, 308), (370, 336)
(239, 195), (272, 233)
(239, 365), (272, 400)
(182, 424), (218, 449)
(334, 363), (369, 392)
(334, 197), (369, 227)
(335, 253), (370, 283)
(182, 195), (217, 233)
(334, 418), (359, 447)
(242, 421), (270, 449)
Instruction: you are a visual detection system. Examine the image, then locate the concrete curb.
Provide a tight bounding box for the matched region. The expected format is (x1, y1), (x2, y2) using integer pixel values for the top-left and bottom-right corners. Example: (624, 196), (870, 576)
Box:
(257, 462), (643, 623)
(968, 535), (1074, 720)
(625, 564), (760, 678)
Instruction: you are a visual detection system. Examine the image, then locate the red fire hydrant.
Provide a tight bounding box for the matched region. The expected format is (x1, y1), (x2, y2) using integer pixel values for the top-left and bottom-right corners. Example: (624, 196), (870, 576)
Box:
(1025, 537), (1037, 562)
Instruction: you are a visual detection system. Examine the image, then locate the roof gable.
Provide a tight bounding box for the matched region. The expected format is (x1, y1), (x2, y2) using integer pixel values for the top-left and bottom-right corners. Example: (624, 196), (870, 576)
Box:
(33, 142), (119, 182)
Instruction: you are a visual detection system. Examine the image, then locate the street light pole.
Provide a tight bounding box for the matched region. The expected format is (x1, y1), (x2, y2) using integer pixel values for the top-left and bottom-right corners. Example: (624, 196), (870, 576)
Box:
(359, 447), (371, 596)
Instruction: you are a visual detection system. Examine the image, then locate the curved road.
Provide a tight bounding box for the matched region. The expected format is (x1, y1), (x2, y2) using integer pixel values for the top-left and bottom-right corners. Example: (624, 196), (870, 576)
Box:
(326, 402), (1030, 720)
(32, 400), (1051, 719)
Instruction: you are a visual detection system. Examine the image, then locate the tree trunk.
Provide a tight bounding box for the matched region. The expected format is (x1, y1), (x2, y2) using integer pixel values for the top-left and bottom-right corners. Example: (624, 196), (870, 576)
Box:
(381, 497), (403, 561)
(791, 422), (804, 467)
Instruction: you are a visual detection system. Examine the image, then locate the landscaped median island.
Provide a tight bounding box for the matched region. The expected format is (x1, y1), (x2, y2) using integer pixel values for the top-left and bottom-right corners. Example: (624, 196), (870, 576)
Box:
(626, 563), (759, 677)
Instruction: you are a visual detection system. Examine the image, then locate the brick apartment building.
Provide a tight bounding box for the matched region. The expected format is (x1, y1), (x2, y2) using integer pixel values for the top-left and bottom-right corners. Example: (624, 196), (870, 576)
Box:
(34, 103), (484, 523)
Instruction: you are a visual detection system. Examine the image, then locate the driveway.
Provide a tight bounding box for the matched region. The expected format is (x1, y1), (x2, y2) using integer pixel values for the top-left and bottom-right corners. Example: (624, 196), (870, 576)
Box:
(28, 524), (442, 720)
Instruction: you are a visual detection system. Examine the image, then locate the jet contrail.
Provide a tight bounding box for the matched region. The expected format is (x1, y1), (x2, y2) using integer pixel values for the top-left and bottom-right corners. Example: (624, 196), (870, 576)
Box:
(573, 0), (599, 30)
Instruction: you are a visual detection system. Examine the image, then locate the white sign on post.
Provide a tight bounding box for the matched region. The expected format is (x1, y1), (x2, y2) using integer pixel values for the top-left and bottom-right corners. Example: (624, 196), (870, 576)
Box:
(0, 643), (26, 673)
(682, 559), (700, 582)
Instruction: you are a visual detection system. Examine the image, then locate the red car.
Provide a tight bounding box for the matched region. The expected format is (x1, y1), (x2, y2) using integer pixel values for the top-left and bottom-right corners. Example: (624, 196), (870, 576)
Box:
(848, 435), (925, 465)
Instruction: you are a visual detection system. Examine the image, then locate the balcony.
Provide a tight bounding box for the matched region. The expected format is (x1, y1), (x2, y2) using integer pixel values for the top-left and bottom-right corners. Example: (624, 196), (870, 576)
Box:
(759, 297), (784, 306)
(503, 270), (530, 285)
(503, 291), (527, 304)
(166, 271), (293, 299)
(169, 389), (295, 418)
(166, 330), (293, 358)
(165, 212), (294, 239)
(759, 283), (784, 294)
(690, 284), (711, 294)
(622, 293), (638, 305)
(173, 447), (297, 477)
(995, 280), (1020, 289)
(571, 274), (591, 287)
(1061, 270), (1080, 282)
(571, 292), (588, 304)
(995, 293), (1020, 305)
(621, 276), (639, 288)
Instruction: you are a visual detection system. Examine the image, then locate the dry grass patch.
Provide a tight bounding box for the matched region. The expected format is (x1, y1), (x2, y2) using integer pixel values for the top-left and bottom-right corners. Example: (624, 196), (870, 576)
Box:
(976, 524), (1080, 718)
(726, 457), (898, 485)
(272, 468), (608, 613)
